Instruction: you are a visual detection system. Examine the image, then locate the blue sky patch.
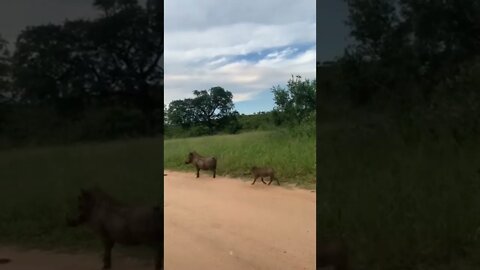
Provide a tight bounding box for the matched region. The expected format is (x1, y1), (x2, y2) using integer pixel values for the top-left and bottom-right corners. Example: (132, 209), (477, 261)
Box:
(234, 89), (277, 115)
(232, 42), (314, 63)
(199, 42), (316, 68)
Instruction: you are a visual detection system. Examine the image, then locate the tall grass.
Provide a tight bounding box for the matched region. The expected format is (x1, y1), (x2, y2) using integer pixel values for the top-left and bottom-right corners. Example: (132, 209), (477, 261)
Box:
(164, 128), (316, 188)
(0, 138), (163, 249)
(318, 121), (480, 270)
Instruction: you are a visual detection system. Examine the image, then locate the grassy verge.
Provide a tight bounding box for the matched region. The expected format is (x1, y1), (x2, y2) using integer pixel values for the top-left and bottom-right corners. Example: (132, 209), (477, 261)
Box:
(318, 120), (480, 270)
(0, 137), (163, 250)
(164, 130), (316, 188)
(0, 129), (314, 252)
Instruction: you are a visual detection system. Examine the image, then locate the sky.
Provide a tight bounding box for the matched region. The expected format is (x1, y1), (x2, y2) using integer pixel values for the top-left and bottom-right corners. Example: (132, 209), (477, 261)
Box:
(0, 0), (148, 49)
(317, 0), (350, 63)
(0, 0), (351, 115)
(0, 1), (99, 49)
(165, 0), (317, 115)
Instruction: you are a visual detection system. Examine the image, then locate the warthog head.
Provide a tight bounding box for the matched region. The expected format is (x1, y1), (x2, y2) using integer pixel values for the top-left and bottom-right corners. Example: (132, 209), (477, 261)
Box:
(66, 189), (95, 227)
(185, 152), (194, 164)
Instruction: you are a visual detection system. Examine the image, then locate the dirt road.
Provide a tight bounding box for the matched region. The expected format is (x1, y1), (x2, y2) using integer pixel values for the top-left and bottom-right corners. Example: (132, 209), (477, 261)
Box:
(0, 171), (316, 270)
(165, 170), (316, 270)
(0, 246), (155, 270)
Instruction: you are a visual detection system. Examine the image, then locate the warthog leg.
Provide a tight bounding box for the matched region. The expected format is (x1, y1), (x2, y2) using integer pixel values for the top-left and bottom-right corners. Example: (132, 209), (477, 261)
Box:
(268, 177), (280, 185)
(213, 169), (216, 178)
(260, 177), (267, 184)
(196, 168), (200, 178)
(155, 246), (164, 270)
(251, 176), (258, 185)
(102, 239), (114, 269)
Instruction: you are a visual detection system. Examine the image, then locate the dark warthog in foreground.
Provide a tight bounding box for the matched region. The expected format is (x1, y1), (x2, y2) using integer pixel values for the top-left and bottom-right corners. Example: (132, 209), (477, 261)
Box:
(185, 151), (217, 178)
(250, 166), (279, 185)
(66, 187), (163, 270)
(0, 258), (11, 264)
(318, 240), (349, 270)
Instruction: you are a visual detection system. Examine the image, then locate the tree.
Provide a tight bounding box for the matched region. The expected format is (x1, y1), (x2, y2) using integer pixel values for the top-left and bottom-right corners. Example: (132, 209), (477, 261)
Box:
(190, 87), (236, 132)
(11, 0), (163, 133)
(166, 99), (195, 129)
(163, 104), (168, 125)
(343, 0), (480, 108)
(12, 21), (98, 117)
(13, 25), (73, 103)
(89, 1), (163, 133)
(346, 0), (398, 60)
(93, 0), (138, 17)
(167, 87), (239, 133)
(0, 34), (11, 102)
(147, 0), (163, 32)
(272, 75), (316, 124)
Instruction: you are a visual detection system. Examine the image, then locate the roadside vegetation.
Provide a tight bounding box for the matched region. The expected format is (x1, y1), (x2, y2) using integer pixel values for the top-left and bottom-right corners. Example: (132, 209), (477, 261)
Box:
(164, 75), (316, 187)
(318, 1), (480, 269)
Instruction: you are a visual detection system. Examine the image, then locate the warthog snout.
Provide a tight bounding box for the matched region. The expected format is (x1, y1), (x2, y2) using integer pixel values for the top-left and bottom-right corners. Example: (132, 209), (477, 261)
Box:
(185, 152), (193, 164)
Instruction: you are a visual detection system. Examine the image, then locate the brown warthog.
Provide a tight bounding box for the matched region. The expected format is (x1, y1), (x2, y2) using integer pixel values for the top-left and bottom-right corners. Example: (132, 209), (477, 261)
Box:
(250, 166), (279, 185)
(318, 239), (349, 270)
(0, 258), (10, 264)
(185, 151), (217, 178)
(66, 187), (163, 270)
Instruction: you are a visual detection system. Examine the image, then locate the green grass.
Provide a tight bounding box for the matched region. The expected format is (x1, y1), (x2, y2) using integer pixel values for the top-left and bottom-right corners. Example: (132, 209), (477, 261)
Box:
(318, 121), (480, 270)
(0, 129), (314, 253)
(0, 137), (163, 250)
(164, 130), (316, 188)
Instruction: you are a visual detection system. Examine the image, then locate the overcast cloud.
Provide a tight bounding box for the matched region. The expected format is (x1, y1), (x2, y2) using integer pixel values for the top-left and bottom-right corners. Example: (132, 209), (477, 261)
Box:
(165, 0), (316, 113)
(317, 0), (350, 62)
(1, 1), (329, 114)
(0, 0), (98, 48)
(0, 0), (147, 48)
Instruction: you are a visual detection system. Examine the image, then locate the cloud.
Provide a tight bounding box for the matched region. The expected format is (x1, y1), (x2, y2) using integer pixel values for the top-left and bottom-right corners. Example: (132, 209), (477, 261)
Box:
(165, 0), (315, 31)
(0, 0), (149, 49)
(0, 0), (317, 114)
(164, 0), (316, 111)
(165, 22), (315, 64)
(233, 92), (258, 103)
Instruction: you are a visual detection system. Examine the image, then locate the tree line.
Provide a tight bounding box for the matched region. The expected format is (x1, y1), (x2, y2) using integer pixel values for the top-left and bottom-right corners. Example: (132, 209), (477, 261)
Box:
(0, 0), (163, 148)
(164, 75), (316, 138)
(319, 0), (480, 138)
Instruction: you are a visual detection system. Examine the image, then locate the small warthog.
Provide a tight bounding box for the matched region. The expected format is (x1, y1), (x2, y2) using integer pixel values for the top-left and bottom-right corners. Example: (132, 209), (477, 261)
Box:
(318, 240), (349, 270)
(185, 151), (217, 178)
(66, 187), (163, 270)
(0, 258), (10, 264)
(250, 166), (279, 185)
